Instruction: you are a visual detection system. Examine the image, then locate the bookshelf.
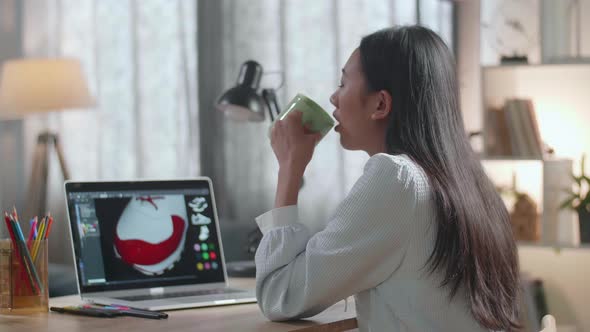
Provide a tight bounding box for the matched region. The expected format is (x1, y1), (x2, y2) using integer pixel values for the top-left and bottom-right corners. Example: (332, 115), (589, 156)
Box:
(480, 63), (590, 248)
(481, 63), (590, 162)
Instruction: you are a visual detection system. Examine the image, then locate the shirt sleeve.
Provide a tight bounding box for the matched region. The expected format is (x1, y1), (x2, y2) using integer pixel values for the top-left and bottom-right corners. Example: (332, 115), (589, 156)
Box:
(254, 154), (423, 321)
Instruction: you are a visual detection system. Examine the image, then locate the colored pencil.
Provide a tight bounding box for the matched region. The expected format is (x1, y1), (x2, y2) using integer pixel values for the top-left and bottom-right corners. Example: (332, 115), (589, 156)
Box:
(45, 215), (54, 239)
(4, 212), (31, 292)
(3, 213), (19, 258)
(12, 206), (19, 222)
(10, 215), (43, 294)
(32, 216), (46, 262)
(6, 214), (37, 293)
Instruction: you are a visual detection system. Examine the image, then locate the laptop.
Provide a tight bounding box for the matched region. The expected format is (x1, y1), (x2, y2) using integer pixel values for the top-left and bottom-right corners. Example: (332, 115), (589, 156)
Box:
(64, 178), (256, 311)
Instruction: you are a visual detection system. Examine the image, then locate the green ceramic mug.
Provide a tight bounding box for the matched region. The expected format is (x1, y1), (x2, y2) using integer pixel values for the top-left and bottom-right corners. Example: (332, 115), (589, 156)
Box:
(269, 93), (335, 140)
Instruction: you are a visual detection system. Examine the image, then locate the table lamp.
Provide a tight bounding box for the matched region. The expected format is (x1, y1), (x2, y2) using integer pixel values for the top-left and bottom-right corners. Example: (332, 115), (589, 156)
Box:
(216, 60), (281, 122)
(0, 58), (95, 219)
(215, 60), (283, 277)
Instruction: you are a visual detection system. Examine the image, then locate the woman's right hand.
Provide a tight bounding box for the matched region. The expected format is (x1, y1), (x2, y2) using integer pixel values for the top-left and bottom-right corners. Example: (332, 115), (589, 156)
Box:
(270, 110), (322, 175)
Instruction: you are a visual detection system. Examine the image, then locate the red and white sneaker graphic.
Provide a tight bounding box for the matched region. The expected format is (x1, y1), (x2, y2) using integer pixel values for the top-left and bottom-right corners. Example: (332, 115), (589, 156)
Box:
(189, 197), (211, 225)
(114, 195), (188, 276)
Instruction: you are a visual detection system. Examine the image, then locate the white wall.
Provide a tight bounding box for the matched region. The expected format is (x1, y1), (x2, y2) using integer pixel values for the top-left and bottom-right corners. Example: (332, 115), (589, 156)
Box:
(584, 0), (590, 55)
(456, 0), (482, 144)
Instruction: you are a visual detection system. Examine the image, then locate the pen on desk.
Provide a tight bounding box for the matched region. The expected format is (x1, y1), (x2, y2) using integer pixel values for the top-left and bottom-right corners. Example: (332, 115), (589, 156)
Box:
(111, 308), (164, 319)
(101, 306), (163, 320)
(50, 306), (119, 318)
(108, 304), (168, 318)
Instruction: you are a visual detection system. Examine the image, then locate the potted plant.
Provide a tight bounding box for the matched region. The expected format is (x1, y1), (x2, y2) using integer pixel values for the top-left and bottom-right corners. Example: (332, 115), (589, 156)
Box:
(560, 154), (590, 243)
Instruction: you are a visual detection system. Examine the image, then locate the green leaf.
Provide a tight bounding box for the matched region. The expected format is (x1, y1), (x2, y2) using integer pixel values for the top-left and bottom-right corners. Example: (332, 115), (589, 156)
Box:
(561, 188), (578, 197)
(572, 175), (583, 186)
(559, 196), (577, 210)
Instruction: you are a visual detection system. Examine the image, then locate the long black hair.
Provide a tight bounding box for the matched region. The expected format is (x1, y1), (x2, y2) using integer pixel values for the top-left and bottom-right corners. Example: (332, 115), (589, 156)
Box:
(359, 26), (520, 330)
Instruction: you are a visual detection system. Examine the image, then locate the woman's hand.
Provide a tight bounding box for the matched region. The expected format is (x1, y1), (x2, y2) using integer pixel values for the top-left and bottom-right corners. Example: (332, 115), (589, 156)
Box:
(270, 111), (322, 175)
(271, 111), (322, 208)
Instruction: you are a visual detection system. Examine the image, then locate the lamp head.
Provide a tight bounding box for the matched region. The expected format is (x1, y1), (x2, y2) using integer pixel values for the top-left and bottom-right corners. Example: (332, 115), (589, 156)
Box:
(216, 60), (266, 122)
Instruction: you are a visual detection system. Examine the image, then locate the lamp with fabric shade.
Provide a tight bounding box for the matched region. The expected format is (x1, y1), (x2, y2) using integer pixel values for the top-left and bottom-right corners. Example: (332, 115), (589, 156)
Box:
(0, 58), (94, 117)
(0, 58), (95, 218)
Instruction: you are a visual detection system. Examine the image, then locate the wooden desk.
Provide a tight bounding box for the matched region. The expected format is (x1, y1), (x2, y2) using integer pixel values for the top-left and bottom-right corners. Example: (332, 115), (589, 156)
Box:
(0, 278), (358, 332)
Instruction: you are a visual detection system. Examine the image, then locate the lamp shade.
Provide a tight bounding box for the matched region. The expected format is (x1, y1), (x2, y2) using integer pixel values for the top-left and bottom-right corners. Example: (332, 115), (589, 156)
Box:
(0, 58), (95, 118)
(216, 60), (266, 122)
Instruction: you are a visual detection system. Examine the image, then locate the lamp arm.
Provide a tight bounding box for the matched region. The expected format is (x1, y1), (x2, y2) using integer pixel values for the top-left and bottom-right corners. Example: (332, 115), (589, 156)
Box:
(261, 89), (281, 122)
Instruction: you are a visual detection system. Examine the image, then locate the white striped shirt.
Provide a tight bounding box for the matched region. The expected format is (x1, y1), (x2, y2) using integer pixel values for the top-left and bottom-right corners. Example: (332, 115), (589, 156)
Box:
(255, 153), (487, 331)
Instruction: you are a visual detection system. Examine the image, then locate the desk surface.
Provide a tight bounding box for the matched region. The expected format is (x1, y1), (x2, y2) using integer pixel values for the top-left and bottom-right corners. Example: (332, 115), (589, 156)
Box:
(0, 278), (357, 332)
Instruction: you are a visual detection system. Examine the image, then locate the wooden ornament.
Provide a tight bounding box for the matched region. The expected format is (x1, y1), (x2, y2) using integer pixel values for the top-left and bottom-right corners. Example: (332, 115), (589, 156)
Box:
(510, 193), (540, 242)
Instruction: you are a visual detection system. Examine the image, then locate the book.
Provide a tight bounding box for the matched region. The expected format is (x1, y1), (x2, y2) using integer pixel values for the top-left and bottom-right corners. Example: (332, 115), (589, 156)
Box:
(515, 99), (542, 158)
(504, 99), (529, 157)
(484, 98), (543, 159)
(501, 98), (544, 158)
(484, 108), (500, 156)
(485, 107), (513, 156)
(523, 99), (544, 158)
(495, 108), (513, 156)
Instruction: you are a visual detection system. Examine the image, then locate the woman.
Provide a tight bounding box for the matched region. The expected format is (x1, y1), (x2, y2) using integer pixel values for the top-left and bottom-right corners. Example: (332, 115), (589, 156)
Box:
(255, 26), (520, 331)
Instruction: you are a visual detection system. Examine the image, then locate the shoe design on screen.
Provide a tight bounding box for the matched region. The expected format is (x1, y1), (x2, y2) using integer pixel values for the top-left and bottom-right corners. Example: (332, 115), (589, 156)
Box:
(191, 213), (211, 225)
(189, 197), (211, 225)
(114, 195), (188, 275)
(188, 197), (207, 212)
(198, 225), (209, 241)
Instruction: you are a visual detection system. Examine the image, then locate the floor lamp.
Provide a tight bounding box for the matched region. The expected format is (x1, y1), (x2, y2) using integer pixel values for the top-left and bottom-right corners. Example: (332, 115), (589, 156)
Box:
(0, 58), (95, 219)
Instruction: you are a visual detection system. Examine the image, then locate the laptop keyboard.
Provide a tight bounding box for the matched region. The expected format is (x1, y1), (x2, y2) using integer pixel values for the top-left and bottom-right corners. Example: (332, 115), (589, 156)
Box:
(116, 288), (244, 302)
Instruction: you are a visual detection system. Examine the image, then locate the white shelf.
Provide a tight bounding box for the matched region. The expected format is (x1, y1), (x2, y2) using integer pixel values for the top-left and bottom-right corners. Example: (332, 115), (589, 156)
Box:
(517, 242), (590, 250)
(480, 156), (544, 161)
(482, 61), (590, 69)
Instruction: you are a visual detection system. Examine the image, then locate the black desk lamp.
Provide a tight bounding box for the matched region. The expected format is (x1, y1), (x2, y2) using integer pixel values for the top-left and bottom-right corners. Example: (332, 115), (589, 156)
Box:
(216, 60), (284, 277)
(216, 60), (281, 122)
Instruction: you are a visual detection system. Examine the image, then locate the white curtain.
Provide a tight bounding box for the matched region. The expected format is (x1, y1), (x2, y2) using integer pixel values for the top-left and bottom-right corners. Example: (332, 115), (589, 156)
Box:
(216, 0), (454, 227)
(22, 0), (198, 263)
(19, 0), (452, 262)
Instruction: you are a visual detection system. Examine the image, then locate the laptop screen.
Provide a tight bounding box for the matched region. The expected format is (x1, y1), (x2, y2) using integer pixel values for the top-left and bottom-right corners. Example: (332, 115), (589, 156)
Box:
(65, 179), (226, 294)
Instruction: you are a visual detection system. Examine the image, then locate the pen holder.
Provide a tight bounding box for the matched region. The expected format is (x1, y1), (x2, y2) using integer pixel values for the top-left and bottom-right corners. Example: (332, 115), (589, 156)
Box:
(0, 238), (49, 314)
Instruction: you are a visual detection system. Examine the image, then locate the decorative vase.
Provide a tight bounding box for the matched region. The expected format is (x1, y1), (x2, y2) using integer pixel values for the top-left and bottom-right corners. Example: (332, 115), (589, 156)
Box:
(578, 207), (590, 243)
(510, 194), (540, 242)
